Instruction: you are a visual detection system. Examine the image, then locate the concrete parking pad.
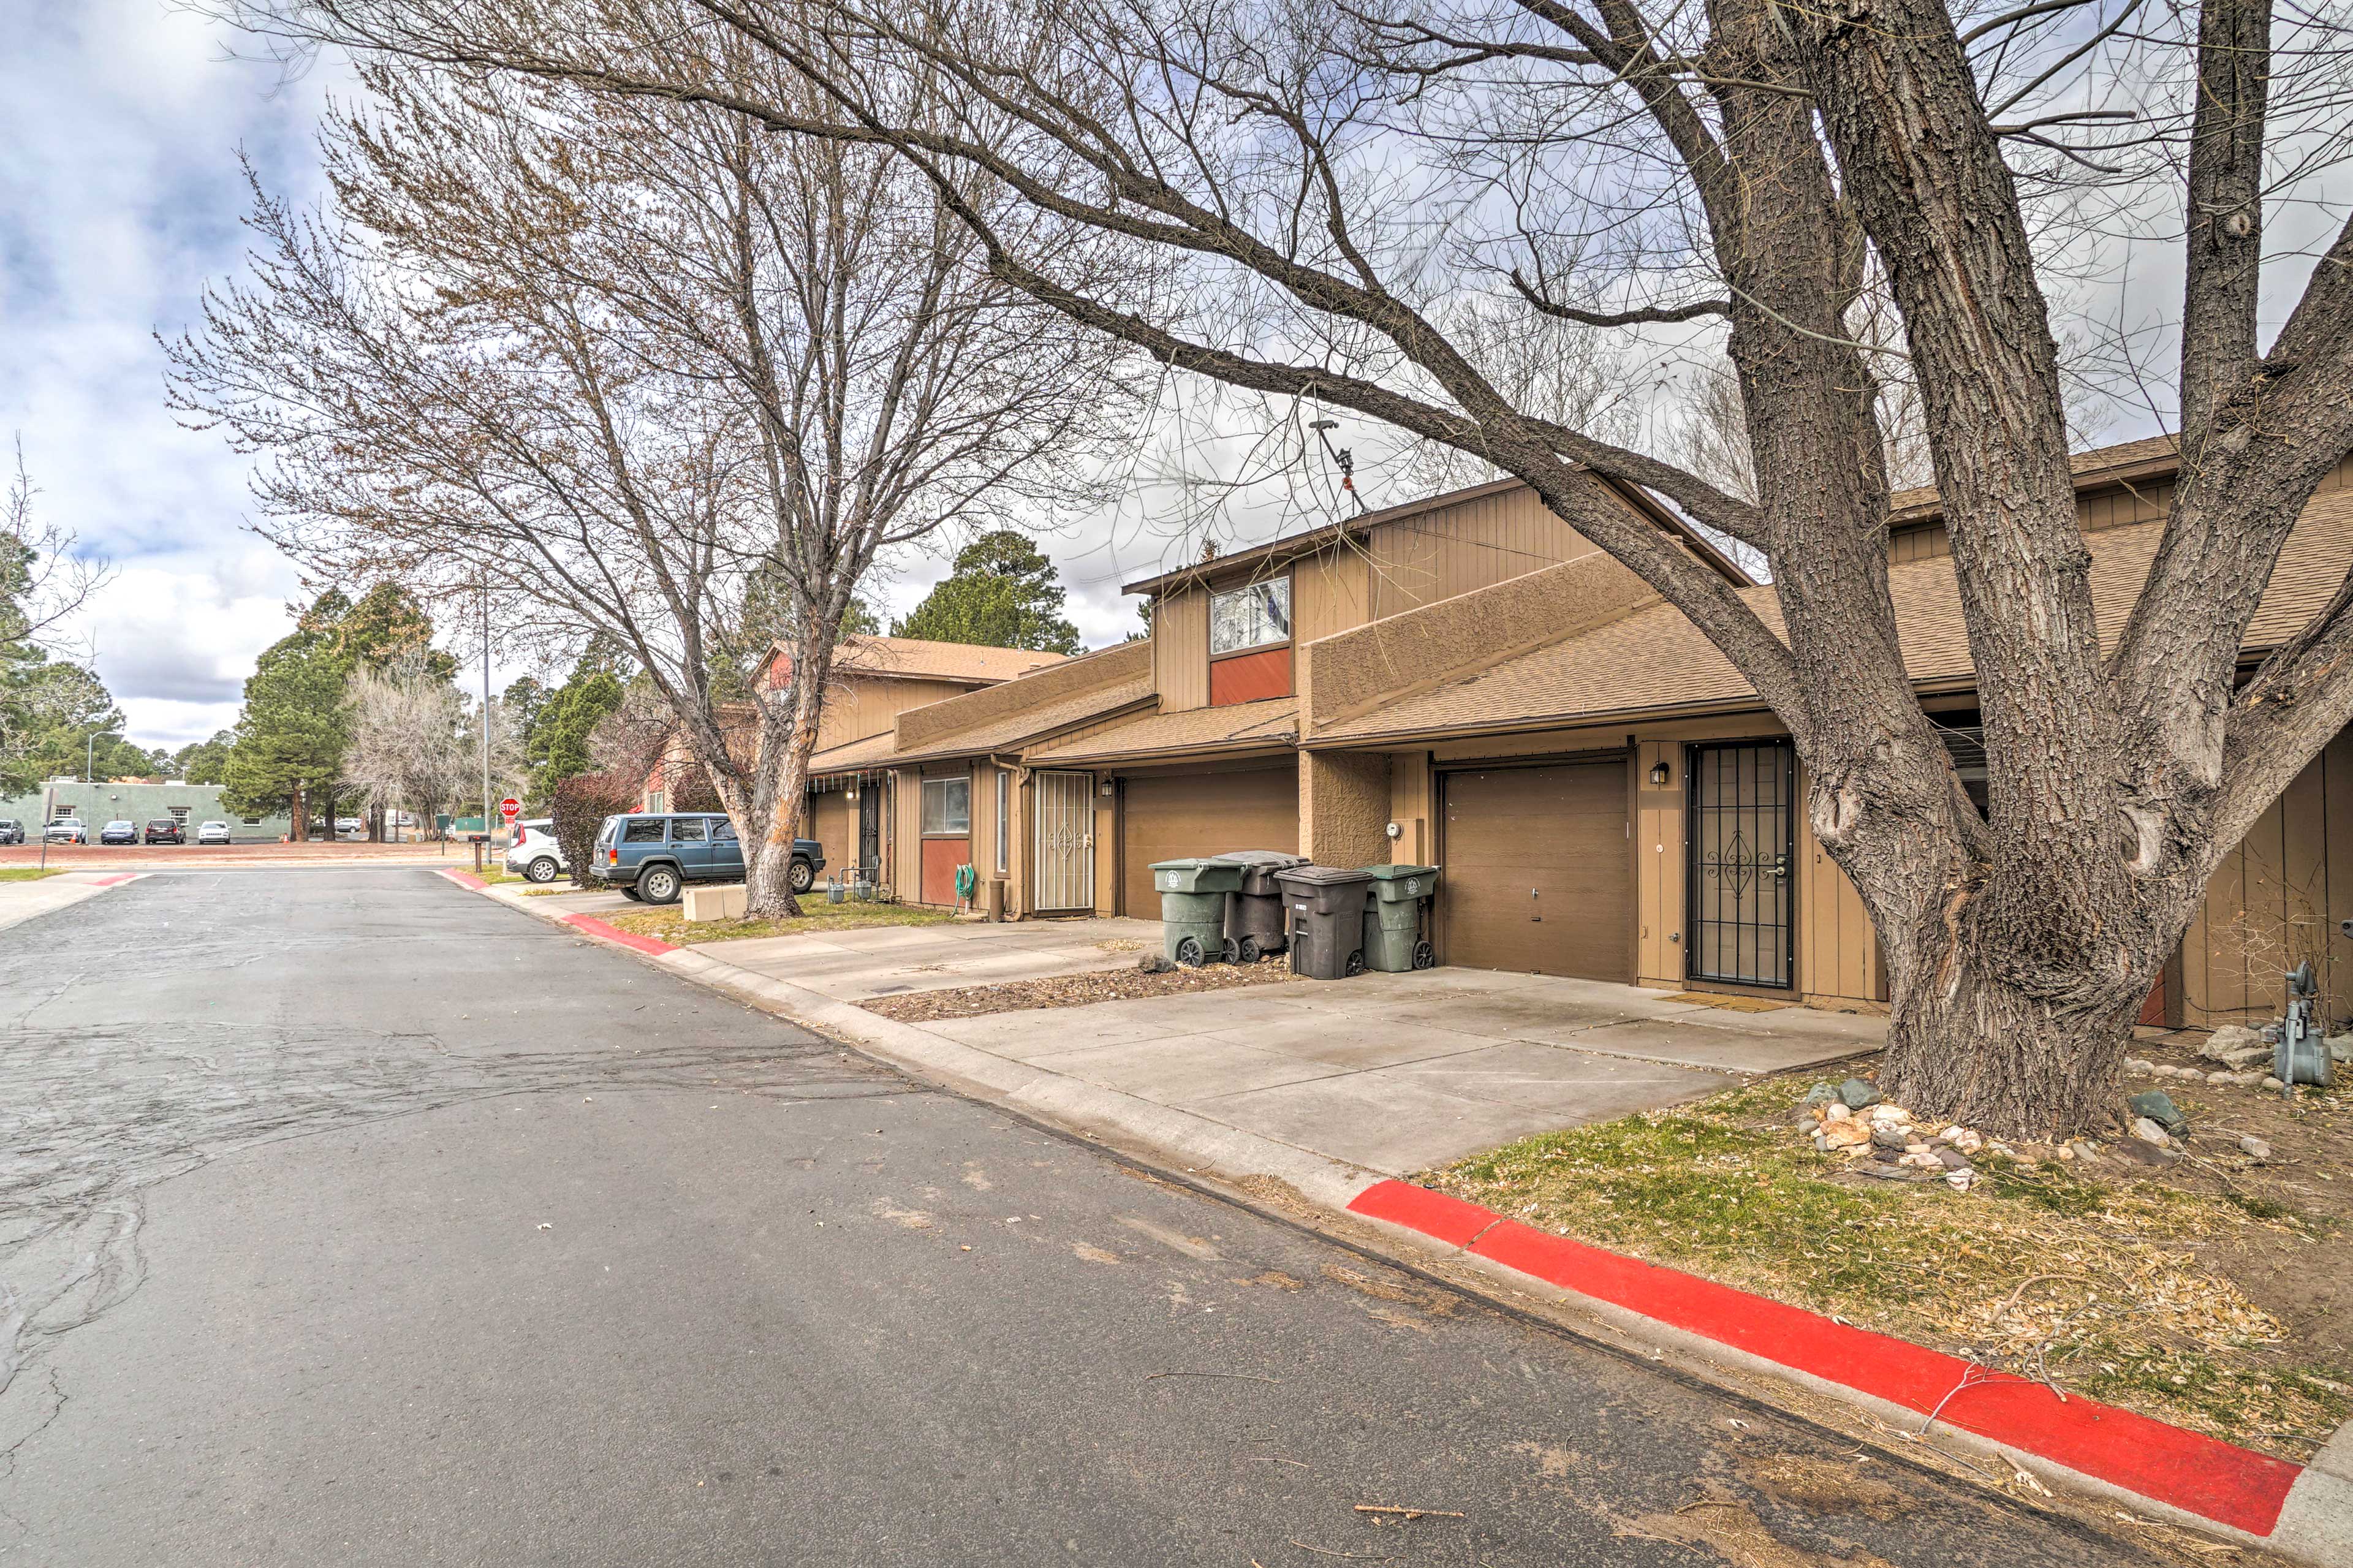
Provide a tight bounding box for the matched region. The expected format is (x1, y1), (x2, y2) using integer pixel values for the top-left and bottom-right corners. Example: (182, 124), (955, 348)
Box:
(680, 915), (1884, 1176)
(694, 915), (1162, 1002)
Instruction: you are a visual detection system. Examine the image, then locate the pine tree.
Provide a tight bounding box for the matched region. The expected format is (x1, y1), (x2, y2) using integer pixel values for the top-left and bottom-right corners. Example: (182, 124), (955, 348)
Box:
(892, 532), (1081, 654)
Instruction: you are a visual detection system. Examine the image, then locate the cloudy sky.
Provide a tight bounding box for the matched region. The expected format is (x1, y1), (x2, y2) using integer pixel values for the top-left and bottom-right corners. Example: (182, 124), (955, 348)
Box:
(6, 3), (2341, 757)
(0, 2), (1276, 754)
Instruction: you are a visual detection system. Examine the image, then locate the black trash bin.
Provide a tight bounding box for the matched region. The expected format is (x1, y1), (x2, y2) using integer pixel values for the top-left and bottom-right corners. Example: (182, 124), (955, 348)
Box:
(1211, 849), (1309, 963)
(1275, 865), (1374, 979)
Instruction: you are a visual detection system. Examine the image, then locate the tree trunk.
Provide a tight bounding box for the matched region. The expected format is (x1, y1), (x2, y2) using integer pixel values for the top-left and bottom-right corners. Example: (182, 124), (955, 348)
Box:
(289, 782), (306, 843)
(741, 629), (832, 922)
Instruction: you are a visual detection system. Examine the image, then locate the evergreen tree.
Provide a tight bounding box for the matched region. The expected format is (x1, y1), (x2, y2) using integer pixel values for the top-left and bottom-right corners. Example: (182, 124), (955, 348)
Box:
(525, 646), (631, 802)
(891, 532), (1080, 654)
(171, 730), (237, 784)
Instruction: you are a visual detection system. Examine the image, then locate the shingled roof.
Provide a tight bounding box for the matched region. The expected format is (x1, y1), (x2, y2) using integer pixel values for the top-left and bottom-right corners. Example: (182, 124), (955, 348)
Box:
(1028, 696), (1300, 765)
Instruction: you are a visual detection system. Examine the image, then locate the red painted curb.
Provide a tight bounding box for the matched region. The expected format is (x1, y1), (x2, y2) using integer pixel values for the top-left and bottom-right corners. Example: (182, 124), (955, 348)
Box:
(436, 868), (488, 890)
(85, 873), (140, 887)
(1349, 1179), (2300, 1537)
(558, 912), (678, 956)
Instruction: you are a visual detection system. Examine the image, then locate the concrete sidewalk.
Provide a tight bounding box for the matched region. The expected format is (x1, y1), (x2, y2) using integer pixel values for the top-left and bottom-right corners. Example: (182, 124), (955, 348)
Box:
(0, 871), (139, 934)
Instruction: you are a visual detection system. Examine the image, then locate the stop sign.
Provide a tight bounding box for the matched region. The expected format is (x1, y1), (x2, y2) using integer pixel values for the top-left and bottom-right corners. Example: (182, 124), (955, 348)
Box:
(499, 797), (521, 821)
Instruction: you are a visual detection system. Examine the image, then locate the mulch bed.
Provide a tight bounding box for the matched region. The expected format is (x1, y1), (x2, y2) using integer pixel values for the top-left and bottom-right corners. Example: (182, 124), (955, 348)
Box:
(861, 956), (1302, 1024)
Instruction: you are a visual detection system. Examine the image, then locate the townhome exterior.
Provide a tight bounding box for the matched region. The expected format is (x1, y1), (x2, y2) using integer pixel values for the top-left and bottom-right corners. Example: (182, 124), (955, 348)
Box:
(873, 468), (1746, 914)
(862, 436), (2353, 1032)
(641, 634), (1067, 878)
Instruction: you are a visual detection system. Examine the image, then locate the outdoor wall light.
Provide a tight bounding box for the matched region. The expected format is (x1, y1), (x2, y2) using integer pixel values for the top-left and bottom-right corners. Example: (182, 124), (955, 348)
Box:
(1650, 760), (1672, 786)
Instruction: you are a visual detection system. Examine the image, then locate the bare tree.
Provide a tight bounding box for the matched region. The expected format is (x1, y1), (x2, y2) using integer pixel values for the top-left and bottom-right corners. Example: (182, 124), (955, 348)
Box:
(171, 35), (1132, 914)
(219, 0), (2353, 1135)
(343, 653), (472, 834)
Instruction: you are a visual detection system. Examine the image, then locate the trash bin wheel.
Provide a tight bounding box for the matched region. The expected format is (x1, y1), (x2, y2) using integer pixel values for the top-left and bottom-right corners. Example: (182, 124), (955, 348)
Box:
(1412, 939), (1435, 970)
(1176, 935), (1208, 968)
(1222, 936), (1241, 965)
(1344, 949), (1365, 977)
(1235, 935), (1261, 965)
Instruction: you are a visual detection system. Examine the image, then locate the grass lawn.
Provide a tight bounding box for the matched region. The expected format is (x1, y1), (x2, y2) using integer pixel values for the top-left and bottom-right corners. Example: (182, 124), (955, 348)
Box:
(601, 899), (957, 944)
(0, 867), (67, 882)
(1427, 1070), (2353, 1460)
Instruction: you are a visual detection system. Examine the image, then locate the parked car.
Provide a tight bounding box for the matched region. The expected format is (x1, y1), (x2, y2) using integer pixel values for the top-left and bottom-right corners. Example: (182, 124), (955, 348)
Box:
(335, 816), (364, 838)
(45, 818), (86, 845)
(143, 818), (184, 845)
(196, 820), (233, 846)
(503, 819), (567, 884)
(0, 819), (22, 846)
(589, 813), (824, 905)
(99, 820), (138, 846)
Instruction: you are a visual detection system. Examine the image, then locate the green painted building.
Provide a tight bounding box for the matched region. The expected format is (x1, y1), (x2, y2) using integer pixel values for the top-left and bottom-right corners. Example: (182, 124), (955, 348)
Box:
(0, 781), (293, 842)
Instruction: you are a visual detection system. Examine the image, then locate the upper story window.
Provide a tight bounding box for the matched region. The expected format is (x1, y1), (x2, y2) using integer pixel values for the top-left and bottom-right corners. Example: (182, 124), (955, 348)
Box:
(1210, 578), (1291, 656)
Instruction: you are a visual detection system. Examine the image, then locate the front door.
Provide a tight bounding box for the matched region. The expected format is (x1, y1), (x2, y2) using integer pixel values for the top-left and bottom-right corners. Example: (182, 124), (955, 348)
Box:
(1033, 771), (1095, 912)
(1686, 740), (1796, 988)
(858, 787), (881, 874)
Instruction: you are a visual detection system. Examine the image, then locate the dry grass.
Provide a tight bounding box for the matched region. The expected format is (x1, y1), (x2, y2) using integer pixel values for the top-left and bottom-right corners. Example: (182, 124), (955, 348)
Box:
(1427, 1074), (2353, 1458)
(0, 867), (67, 882)
(601, 899), (956, 945)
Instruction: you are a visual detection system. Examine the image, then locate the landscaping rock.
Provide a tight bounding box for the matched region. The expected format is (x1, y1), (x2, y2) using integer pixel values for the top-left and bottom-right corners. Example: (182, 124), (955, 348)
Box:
(1870, 1125), (1910, 1152)
(2207, 1070), (2235, 1086)
(1946, 1168), (1977, 1191)
(1935, 1147), (1972, 1171)
(1838, 1077), (1882, 1110)
(2240, 1134), (2273, 1162)
(2264, 1075), (2286, 1091)
(2203, 1025), (2271, 1068)
(1821, 1100), (1851, 1124)
(2127, 1089), (2185, 1134)
(2132, 1115), (2173, 1146)
(2110, 1135), (2179, 1166)
(1820, 1120), (1870, 1149)
(1137, 952), (1176, 974)
(2123, 1057), (2155, 1074)
(1800, 1082), (1840, 1110)
(2330, 1035), (2353, 1064)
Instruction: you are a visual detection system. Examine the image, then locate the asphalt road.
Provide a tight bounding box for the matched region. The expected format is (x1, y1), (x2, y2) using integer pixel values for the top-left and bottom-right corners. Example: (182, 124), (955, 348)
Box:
(0, 870), (2155, 1567)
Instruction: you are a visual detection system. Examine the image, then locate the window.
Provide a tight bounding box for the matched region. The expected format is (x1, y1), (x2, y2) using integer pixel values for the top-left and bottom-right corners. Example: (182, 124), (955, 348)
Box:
(710, 817), (737, 841)
(1210, 578), (1292, 655)
(922, 776), (971, 836)
(242, 816), (262, 826)
(995, 771), (1010, 873)
(623, 818), (667, 843)
(670, 817), (707, 842)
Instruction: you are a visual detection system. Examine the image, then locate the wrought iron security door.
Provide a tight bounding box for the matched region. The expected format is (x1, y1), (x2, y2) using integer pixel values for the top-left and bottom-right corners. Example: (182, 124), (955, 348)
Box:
(1033, 772), (1095, 912)
(1686, 741), (1795, 987)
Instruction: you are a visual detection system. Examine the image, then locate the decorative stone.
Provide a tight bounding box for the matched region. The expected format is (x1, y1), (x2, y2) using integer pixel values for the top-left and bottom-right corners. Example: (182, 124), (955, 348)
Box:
(1870, 1126), (1910, 1152)
(1821, 1120), (1871, 1149)
(2132, 1115), (2172, 1145)
(2240, 1134), (2273, 1162)
(1946, 1168), (1977, 1191)
(1935, 1147), (1972, 1170)
(2128, 1089), (2185, 1134)
(2208, 1070), (2235, 1086)
(2202, 1024), (2268, 1064)
(2330, 1036), (2353, 1065)
(1138, 952), (1176, 974)
(1822, 1101), (1852, 1124)
(1801, 1083), (1840, 1111)
(2264, 1076), (2286, 1091)
(2123, 1058), (2155, 1075)
(1838, 1077), (1882, 1110)
(2110, 1135), (2178, 1166)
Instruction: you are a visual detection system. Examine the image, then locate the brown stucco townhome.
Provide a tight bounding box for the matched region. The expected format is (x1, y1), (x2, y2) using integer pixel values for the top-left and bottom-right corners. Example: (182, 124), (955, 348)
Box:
(863, 437), (2353, 1031)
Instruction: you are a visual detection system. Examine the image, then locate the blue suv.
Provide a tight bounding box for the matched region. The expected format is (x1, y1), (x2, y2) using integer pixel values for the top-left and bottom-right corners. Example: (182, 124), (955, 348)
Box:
(592, 813), (824, 905)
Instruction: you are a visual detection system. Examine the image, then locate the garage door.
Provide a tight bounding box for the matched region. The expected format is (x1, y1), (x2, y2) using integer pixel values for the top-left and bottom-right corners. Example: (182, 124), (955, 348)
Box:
(1441, 762), (1632, 982)
(1121, 765), (1298, 915)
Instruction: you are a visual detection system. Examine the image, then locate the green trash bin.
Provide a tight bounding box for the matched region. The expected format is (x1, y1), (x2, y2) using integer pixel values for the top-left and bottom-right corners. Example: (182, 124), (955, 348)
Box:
(1361, 863), (1439, 972)
(1151, 858), (1245, 966)
(1275, 865), (1375, 979)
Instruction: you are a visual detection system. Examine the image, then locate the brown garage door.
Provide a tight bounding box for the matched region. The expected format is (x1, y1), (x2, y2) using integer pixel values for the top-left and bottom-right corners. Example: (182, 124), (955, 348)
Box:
(1121, 765), (1298, 915)
(1441, 761), (1632, 982)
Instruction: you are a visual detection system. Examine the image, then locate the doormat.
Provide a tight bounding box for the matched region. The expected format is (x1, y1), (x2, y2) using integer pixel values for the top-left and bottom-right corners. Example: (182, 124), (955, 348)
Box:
(1662, 992), (1791, 1013)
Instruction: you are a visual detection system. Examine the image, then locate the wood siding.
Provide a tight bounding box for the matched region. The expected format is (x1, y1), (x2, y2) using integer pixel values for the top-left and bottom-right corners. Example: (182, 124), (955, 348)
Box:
(1294, 547), (1371, 645)
(1154, 588), (1209, 713)
(819, 675), (974, 752)
(1366, 485), (1598, 621)
(2183, 728), (2353, 1026)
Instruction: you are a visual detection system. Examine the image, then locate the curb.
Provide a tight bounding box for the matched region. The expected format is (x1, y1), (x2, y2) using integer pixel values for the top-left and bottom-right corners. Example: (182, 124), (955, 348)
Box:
(439, 873), (2349, 1562)
(1346, 1178), (2349, 1562)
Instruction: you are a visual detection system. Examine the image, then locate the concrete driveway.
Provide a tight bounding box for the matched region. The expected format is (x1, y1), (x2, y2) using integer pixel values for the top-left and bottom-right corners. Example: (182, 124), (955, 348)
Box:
(709, 915), (1161, 1002)
(921, 964), (1882, 1172)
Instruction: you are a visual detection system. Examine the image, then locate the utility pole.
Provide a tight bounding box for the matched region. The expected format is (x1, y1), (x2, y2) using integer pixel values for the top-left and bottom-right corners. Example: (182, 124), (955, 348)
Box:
(480, 578), (493, 850)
